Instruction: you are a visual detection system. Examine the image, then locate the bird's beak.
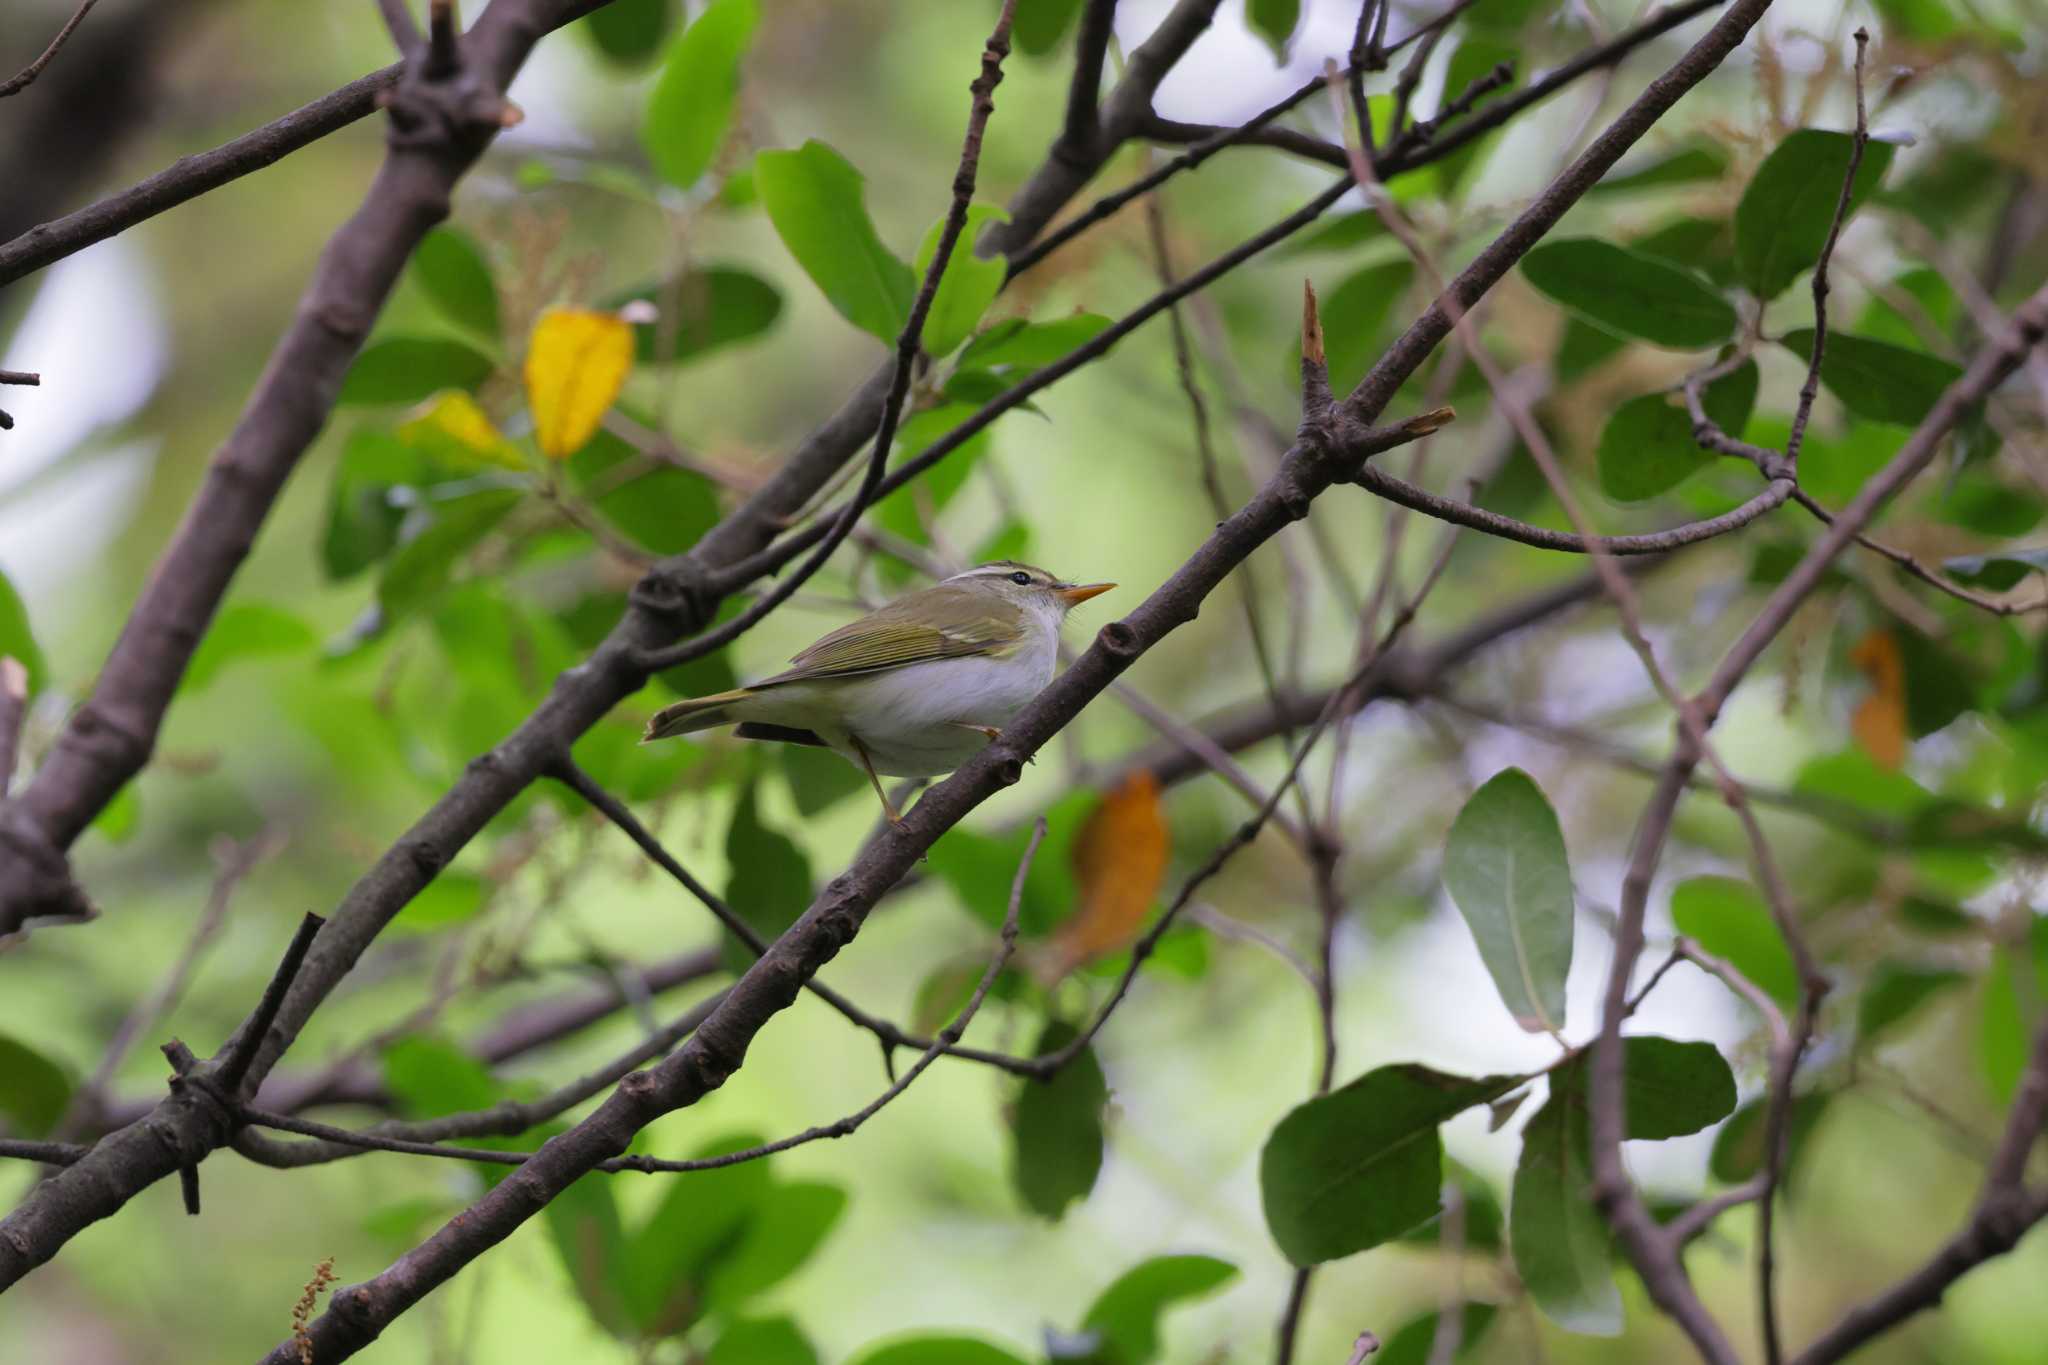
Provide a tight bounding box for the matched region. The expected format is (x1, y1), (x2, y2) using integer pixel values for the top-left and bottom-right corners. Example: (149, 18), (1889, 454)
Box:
(1056, 581), (1115, 605)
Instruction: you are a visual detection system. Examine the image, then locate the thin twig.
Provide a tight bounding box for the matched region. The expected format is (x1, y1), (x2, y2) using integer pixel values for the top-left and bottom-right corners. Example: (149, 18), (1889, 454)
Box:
(0, 0), (98, 98)
(241, 823), (1042, 1176)
(636, 2), (1017, 674)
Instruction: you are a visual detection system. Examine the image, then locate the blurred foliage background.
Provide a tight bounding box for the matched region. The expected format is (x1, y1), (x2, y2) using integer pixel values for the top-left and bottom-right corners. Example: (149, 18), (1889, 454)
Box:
(3, 0), (2048, 1361)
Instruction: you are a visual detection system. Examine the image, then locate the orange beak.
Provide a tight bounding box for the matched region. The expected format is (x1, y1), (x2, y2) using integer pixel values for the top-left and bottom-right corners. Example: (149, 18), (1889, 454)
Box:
(1056, 581), (1115, 606)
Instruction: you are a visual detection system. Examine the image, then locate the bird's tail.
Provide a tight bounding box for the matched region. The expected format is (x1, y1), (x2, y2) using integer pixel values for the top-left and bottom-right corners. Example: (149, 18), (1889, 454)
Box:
(641, 688), (754, 743)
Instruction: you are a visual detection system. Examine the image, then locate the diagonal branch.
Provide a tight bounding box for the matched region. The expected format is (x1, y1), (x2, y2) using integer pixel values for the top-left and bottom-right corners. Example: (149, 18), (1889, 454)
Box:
(0, 1), (550, 936)
(0, 0), (99, 99)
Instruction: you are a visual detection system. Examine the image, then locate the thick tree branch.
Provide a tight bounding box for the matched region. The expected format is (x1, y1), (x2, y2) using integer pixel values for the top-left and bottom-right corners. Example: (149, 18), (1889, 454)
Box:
(0, 4), (551, 935)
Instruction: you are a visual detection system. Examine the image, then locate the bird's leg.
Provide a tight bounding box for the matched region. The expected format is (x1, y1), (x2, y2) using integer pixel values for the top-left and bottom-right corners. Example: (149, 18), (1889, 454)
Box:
(849, 736), (902, 824)
(948, 722), (1033, 764)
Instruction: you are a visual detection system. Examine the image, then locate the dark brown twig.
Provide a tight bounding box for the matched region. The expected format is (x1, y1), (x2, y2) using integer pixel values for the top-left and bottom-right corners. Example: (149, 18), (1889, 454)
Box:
(376, 0), (423, 54)
(220, 913), (326, 1095)
(0, 0), (98, 98)
(635, 3), (1017, 673)
(241, 821), (1040, 1178)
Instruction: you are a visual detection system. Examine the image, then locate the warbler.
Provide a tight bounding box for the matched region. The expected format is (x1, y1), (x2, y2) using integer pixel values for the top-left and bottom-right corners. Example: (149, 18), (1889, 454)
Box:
(641, 561), (1114, 820)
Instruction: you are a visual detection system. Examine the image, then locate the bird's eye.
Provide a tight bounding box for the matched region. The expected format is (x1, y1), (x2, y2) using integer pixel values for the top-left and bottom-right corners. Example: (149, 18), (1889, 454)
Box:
(1010, 571), (1031, 585)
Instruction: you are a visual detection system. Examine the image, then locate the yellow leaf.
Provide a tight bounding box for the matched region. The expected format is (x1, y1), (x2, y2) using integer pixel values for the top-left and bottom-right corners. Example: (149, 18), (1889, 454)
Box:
(523, 308), (634, 459)
(398, 390), (525, 470)
(1849, 629), (1906, 769)
(1052, 772), (1170, 974)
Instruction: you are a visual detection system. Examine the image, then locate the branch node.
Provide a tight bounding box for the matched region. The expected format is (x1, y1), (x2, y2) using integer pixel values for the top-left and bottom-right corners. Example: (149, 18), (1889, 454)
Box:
(1097, 620), (1141, 658)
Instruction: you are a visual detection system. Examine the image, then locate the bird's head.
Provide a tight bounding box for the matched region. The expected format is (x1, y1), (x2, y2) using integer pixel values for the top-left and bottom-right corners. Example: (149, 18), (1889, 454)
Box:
(945, 561), (1116, 620)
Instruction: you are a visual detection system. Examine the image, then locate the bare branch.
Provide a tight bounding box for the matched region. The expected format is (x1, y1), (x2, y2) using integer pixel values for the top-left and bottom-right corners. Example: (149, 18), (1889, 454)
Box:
(0, 0), (98, 99)
(637, 2), (1018, 673)
(376, 0), (423, 55)
(243, 819), (1039, 1179)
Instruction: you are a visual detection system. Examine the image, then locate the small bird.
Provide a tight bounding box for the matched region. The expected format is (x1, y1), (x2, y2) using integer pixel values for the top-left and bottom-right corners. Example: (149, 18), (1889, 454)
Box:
(641, 561), (1114, 821)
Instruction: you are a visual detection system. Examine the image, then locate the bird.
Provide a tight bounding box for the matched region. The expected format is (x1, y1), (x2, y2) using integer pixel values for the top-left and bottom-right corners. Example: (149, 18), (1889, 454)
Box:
(641, 561), (1115, 821)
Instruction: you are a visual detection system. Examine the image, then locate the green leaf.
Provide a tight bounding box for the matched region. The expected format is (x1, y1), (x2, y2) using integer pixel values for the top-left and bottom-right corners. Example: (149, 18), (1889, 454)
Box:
(581, 0), (676, 65)
(624, 1132), (772, 1333)
(90, 783), (139, 844)
(1521, 238), (1736, 349)
(411, 228), (500, 338)
(1779, 329), (1963, 426)
(1859, 962), (1965, 1041)
(756, 140), (915, 343)
(0, 1035), (72, 1137)
(1937, 470), (2042, 536)
(912, 204), (1009, 357)
(380, 1036), (498, 1119)
(926, 791), (1088, 936)
(1076, 1255), (1238, 1364)
(1436, 35), (1515, 193)
(377, 487), (523, 624)
(1247, 0), (1301, 59)
(1398, 1158), (1505, 1251)
(1320, 259), (1415, 392)
(1373, 1305), (1497, 1365)
(1943, 548), (2048, 592)
(644, 0), (758, 190)
(1013, 0), (1086, 56)
(1596, 360), (1757, 503)
(721, 778), (813, 973)
(1556, 316), (1627, 382)
(1856, 266), (1959, 349)
(1442, 768), (1575, 1033)
(569, 427), (722, 556)
(959, 312), (1113, 370)
(320, 430), (433, 581)
(1710, 1093), (1830, 1185)
(1634, 215), (1737, 285)
(1464, 0), (1547, 32)
(1735, 130), (1896, 299)
(0, 567), (48, 699)
(702, 1179), (848, 1311)
(850, 1338), (1031, 1365)
(338, 336), (495, 405)
(1670, 876), (1799, 1008)
(1011, 1020), (1108, 1219)
(1617, 1036), (1736, 1139)
(611, 266), (783, 365)
(180, 603), (316, 693)
(1260, 1064), (1518, 1265)
(1978, 920), (2048, 1101)
(1510, 1064), (1619, 1335)
(708, 1319), (819, 1365)
(545, 1173), (634, 1336)
(1271, 210), (1385, 261)
(393, 870), (491, 930)
(1592, 144), (1728, 196)
(1798, 421), (1904, 505)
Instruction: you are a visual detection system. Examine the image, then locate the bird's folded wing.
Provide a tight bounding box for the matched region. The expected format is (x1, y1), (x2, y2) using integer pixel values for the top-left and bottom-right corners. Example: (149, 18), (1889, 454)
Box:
(761, 605), (1021, 684)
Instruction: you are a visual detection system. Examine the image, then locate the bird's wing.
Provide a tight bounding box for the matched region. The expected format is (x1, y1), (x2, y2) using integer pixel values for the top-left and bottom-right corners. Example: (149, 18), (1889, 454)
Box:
(757, 587), (1023, 685)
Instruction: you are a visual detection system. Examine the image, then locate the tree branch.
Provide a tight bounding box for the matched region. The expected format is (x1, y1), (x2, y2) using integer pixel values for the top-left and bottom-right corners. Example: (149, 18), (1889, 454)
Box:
(0, 2), (549, 935)
(0, 0), (98, 99)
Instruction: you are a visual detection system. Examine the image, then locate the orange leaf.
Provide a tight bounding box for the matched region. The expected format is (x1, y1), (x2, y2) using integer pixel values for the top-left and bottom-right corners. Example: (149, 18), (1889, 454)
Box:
(1849, 629), (1907, 769)
(1053, 771), (1170, 972)
(523, 308), (634, 459)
